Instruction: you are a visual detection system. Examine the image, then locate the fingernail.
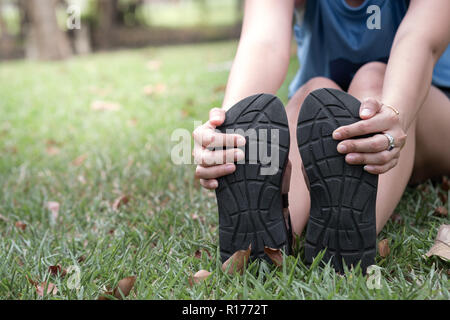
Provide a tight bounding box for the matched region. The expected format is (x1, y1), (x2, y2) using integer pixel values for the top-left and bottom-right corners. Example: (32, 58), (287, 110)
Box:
(364, 165), (372, 172)
(211, 116), (221, 122)
(337, 144), (347, 153)
(346, 154), (355, 162)
(235, 149), (245, 161)
(361, 109), (371, 117)
(226, 164), (235, 171)
(333, 131), (342, 140)
(237, 136), (246, 146)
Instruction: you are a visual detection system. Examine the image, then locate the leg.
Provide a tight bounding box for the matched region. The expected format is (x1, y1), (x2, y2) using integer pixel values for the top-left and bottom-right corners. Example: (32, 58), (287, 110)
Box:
(285, 77), (342, 235)
(412, 86), (450, 183)
(348, 62), (416, 232)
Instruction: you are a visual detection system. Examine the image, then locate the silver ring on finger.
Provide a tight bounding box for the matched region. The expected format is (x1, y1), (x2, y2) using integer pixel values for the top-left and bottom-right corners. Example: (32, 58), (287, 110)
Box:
(383, 133), (395, 151)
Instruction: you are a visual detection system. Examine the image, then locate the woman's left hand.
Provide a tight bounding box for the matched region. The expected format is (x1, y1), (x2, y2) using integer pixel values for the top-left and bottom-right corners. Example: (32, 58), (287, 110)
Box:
(332, 98), (408, 175)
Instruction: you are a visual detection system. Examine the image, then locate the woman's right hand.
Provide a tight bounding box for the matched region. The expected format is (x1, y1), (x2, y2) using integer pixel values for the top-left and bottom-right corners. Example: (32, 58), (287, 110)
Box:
(193, 108), (246, 189)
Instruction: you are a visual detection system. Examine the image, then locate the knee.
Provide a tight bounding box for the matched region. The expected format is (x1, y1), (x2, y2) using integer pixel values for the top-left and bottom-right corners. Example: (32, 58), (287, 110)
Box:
(286, 77), (339, 122)
(348, 62), (387, 98)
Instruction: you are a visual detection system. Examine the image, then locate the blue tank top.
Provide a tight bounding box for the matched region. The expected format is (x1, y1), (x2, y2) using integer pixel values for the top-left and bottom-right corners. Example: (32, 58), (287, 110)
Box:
(289, 0), (450, 98)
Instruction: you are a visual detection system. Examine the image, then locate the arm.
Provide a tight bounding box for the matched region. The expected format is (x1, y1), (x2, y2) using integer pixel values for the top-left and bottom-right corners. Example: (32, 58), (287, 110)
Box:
(382, 0), (450, 131)
(222, 0), (294, 109)
(333, 0), (450, 174)
(193, 0), (295, 189)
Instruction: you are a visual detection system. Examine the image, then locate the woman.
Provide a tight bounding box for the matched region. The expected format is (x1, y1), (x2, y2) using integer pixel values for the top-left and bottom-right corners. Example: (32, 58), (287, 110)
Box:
(192, 0), (450, 271)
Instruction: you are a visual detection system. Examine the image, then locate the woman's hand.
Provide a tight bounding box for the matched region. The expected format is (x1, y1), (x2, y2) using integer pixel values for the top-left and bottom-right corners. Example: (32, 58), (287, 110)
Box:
(332, 98), (408, 175)
(193, 108), (246, 189)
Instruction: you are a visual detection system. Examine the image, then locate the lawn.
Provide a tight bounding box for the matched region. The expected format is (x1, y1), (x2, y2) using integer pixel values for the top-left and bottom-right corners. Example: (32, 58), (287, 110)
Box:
(0, 40), (448, 300)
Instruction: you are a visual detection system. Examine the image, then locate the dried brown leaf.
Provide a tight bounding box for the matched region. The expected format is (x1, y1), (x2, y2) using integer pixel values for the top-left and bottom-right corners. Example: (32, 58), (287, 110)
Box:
(425, 224), (450, 261)
(264, 247), (283, 267)
(378, 239), (390, 258)
(112, 195), (130, 211)
(72, 154), (88, 166)
(438, 191), (448, 205)
(77, 255), (86, 263)
(192, 270), (211, 284)
(442, 176), (450, 192)
(91, 100), (121, 111)
(213, 84), (226, 93)
(46, 201), (60, 221)
(221, 245), (251, 275)
(46, 146), (60, 156)
(36, 282), (58, 296)
(146, 60), (161, 71)
(113, 276), (136, 299)
(48, 265), (67, 277)
(15, 221), (26, 231)
(194, 248), (211, 260)
(434, 206), (448, 217)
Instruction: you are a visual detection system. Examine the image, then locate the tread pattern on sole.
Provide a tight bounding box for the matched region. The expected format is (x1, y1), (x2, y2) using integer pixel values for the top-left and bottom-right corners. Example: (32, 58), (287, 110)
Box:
(215, 94), (291, 263)
(297, 88), (378, 273)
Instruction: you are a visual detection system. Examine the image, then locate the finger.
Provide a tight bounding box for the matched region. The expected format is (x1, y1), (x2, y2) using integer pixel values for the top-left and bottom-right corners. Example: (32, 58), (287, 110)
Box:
(200, 178), (218, 189)
(333, 112), (391, 140)
(364, 159), (399, 175)
(359, 97), (382, 120)
(209, 108), (225, 127)
(195, 163), (236, 180)
(204, 131), (246, 148)
(194, 147), (245, 167)
(337, 134), (389, 154)
(345, 150), (397, 165)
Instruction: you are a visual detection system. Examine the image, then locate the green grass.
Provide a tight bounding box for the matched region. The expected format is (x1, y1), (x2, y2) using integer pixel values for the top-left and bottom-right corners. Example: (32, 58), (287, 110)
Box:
(140, 0), (241, 28)
(0, 40), (448, 300)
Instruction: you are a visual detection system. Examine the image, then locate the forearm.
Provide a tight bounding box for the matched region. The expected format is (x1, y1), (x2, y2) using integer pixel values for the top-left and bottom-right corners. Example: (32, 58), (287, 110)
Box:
(222, 41), (290, 110)
(381, 34), (438, 131)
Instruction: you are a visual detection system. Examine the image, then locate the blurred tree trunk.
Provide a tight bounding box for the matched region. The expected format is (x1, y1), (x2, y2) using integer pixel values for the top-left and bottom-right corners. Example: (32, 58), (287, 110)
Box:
(97, 0), (119, 49)
(22, 0), (72, 60)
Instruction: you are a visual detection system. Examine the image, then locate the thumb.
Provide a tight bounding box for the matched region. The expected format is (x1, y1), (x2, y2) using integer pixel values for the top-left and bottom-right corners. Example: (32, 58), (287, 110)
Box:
(359, 97), (382, 120)
(209, 108), (225, 127)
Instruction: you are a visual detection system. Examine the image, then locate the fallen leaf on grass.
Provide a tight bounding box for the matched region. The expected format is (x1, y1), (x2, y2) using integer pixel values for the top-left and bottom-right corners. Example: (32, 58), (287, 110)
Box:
(46, 146), (60, 156)
(27, 276), (58, 296)
(146, 60), (161, 71)
(442, 176), (450, 192)
(264, 247), (283, 267)
(48, 265), (67, 277)
(143, 83), (167, 96)
(77, 255), (86, 263)
(15, 221), (26, 231)
(190, 270), (211, 286)
(99, 276), (136, 300)
(390, 213), (403, 224)
(424, 224), (450, 261)
(194, 248), (211, 259)
(378, 239), (390, 258)
(213, 84), (226, 93)
(91, 100), (121, 111)
(71, 154), (88, 166)
(46, 201), (60, 221)
(434, 206), (448, 217)
(36, 282), (58, 296)
(221, 245), (251, 275)
(112, 195), (130, 211)
(438, 191), (448, 205)
(113, 276), (136, 299)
